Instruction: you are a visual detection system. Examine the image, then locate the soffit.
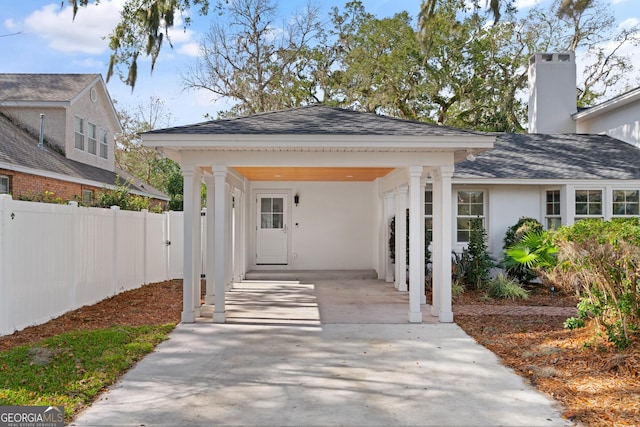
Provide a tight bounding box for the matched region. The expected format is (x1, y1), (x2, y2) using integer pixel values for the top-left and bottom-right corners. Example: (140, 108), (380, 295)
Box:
(233, 167), (394, 181)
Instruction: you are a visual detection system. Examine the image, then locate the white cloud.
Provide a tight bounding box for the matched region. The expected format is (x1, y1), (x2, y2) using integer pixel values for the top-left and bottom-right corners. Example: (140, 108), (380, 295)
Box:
(513, 0), (541, 9)
(177, 42), (201, 57)
(619, 17), (640, 30)
(612, 0), (629, 4)
(24, 1), (123, 54)
(4, 18), (18, 31)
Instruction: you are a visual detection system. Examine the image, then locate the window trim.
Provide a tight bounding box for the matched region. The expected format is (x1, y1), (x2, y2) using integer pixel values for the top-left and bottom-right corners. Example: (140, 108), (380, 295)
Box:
(456, 189), (486, 244)
(0, 174), (9, 194)
(612, 189), (640, 217)
(87, 122), (97, 155)
(545, 189), (562, 230)
(574, 189), (603, 221)
(74, 116), (85, 151)
(99, 128), (108, 159)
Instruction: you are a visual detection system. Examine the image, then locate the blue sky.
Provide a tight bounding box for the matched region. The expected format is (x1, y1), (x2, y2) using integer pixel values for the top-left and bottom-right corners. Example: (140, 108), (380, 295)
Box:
(1, 0), (638, 126)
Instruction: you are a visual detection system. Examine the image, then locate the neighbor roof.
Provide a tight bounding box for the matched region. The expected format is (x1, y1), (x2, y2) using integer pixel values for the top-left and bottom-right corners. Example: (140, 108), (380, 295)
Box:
(0, 112), (167, 200)
(146, 104), (485, 137)
(455, 133), (640, 180)
(0, 73), (100, 103)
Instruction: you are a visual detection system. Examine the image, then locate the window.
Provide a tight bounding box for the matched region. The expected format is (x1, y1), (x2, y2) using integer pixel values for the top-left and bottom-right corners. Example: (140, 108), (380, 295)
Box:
(575, 190), (602, 220)
(545, 190), (561, 229)
(100, 129), (108, 159)
(74, 116), (85, 150)
(0, 175), (9, 194)
(457, 190), (484, 242)
(424, 190), (433, 237)
(88, 122), (97, 155)
(613, 190), (639, 216)
(82, 189), (94, 204)
(260, 197), (284, 229)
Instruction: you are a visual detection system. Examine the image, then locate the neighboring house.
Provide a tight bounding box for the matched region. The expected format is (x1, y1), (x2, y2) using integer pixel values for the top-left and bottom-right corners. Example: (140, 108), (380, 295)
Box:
(0, 74), (168, 207)
(141, 51), (640, 324)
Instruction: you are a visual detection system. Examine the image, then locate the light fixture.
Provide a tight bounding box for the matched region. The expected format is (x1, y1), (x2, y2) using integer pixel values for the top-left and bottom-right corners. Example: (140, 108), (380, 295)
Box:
(465, 150), (477, 162)
(294, 193), (300, 206)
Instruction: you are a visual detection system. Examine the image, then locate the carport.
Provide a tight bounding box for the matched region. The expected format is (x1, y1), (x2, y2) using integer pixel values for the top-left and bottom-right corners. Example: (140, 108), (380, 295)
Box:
(141, 105), (494, 324)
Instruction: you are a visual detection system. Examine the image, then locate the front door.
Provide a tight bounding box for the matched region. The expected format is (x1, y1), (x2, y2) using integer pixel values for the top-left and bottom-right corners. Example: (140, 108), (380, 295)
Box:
(256, 194), (288, 264)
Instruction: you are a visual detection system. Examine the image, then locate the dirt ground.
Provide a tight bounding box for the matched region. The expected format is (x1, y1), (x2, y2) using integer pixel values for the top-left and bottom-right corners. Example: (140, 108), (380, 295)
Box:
(1, 280), (638, 426)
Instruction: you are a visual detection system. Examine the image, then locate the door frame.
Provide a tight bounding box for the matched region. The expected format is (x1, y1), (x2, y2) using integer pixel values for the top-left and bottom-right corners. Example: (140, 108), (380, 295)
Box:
(250, 189), (293, 269)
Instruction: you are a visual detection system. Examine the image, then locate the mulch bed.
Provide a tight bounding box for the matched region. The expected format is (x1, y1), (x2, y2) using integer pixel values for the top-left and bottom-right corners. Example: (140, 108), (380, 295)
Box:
(1, 280), (638, 426)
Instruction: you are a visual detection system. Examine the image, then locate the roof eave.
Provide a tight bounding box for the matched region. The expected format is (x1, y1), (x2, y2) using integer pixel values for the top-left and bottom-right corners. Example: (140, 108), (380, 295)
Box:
(573, 88), (640, 121)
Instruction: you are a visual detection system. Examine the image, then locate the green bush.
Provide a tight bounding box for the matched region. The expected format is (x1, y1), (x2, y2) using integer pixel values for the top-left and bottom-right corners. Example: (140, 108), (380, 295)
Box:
(485, 273), (529, 300)
(501, 218), (545, 283)
(503, 230), (558, 283)
(465, 217), (493, 290)
(553, 218), (640, 349)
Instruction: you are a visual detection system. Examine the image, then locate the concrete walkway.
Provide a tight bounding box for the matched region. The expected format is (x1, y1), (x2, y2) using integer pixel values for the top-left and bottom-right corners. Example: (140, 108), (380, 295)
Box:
(72, 280), (573, 426)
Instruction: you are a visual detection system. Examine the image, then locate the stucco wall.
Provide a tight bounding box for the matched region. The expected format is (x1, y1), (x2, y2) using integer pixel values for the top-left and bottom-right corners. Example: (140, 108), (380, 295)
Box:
(576, 102), (640, 147)
(249, 181), (376, 270)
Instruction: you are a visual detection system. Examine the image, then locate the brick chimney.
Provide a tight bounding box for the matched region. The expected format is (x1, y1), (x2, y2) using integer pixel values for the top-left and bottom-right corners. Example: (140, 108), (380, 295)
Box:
(528, 52), (577, 134)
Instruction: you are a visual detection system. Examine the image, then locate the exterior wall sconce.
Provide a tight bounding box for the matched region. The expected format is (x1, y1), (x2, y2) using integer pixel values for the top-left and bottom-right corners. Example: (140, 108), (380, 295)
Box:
(294, 193), (300, 206)
(466, 150), (477, 162)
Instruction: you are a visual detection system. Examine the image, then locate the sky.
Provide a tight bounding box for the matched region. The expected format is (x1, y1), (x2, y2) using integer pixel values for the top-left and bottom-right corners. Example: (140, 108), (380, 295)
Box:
(1, 0), (638, 127)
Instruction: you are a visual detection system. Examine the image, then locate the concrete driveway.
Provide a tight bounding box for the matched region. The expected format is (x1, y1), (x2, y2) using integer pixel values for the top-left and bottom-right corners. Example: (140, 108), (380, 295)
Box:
(72, 279), (573, 426)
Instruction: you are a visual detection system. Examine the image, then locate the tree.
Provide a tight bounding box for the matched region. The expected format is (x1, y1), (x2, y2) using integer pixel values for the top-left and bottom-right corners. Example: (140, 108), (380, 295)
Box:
(68, 0), (211, 89)
(181, 0), (322, 117)
(115, 96), (184, 209)
(327, 1), (425, 119)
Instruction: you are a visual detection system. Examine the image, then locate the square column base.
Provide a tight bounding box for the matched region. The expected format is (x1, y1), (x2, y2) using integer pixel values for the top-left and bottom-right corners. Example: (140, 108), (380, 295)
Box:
(439, 311), (454, 323)
(408, 311), (422, 323)
(205, 295), (215, 304)
(213, 312), (226, 323)
(182, 311), (195, 323)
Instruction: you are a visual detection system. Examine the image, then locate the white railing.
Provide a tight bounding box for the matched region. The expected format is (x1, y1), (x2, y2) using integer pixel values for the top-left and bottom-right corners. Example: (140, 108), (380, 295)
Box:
(0, 195), (184, 336)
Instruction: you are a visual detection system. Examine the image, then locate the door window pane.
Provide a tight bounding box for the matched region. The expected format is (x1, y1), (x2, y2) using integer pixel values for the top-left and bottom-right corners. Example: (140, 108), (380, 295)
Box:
(260, 197), (284, 229)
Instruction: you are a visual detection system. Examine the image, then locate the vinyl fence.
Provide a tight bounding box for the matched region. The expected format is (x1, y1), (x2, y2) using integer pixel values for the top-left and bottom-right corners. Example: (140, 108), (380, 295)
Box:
(0, 195), (185, 336)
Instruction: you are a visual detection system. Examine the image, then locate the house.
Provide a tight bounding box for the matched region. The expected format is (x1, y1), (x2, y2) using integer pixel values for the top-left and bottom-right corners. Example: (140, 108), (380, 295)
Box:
(0, 74), (167, 206)
(141, 52), (640, 324)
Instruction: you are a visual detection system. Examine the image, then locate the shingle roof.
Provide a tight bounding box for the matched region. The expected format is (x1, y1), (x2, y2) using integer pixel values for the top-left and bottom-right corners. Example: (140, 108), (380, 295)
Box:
(0, 74), (100, 103)
(0, 112), (167, 199)
(146, 104), (485, 137)
(455, 133), (640, 180)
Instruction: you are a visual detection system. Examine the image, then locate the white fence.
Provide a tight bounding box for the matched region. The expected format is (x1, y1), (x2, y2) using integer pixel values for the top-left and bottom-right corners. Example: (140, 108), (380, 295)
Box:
(0, 195), (185, 336)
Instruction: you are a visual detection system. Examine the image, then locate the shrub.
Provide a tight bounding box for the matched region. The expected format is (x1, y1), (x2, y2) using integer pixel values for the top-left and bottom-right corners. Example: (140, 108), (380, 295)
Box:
(503, 230), (558, 283)
(502, 218), (545, 283)
(465, 217), (494, 290)
(485, 273), (529, 300)
(553, 218), (640, 349)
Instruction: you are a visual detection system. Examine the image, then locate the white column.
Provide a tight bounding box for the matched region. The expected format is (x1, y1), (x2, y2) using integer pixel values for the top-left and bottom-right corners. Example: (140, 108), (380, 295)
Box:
(232, 188), (242, 283)
(396, 186), (408, 292)
(238, 191), (246, 281)
(213, 166), (228, 323)
(204, 174), (215, 304)
(225, 183), (234, 289)
(193, 168), (203, 317)
(430, 169), (441, 316)
(181, 166), (197, 322)
(384, 192), (395, 283)
(420, 177), (427, 305)
(437, 165), (454, 323)
(408, 166), (424, 323)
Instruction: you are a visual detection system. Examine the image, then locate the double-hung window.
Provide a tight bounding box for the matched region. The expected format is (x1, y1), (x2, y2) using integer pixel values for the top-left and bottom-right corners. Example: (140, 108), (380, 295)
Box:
(74, 116), (85, 150)
(424, 190), (433, 238)
(613, 190), (640, 216)
(545, 190), (561, 229)
(575, 189), (602, 221)
(88, 123), (97, 155)
(0, 175), (9, 194)
(100, 129), (108, 159)
(456, 190), (484, 243)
